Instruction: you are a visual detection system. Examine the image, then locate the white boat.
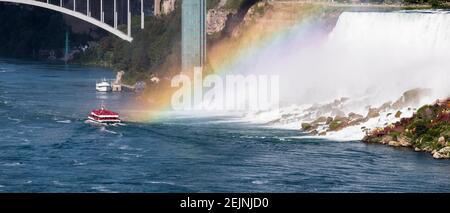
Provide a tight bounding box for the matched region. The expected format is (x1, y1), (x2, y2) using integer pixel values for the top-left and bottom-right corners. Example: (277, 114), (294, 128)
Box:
(96, 79), (111, 92)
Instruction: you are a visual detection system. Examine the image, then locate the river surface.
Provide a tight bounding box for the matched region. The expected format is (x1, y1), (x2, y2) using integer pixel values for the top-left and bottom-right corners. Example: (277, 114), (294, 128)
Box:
(1, 59), (450, 192)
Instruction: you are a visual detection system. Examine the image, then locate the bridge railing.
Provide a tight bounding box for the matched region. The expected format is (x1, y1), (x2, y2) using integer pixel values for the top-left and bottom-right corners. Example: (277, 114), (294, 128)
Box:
(0, 0), (147, 42)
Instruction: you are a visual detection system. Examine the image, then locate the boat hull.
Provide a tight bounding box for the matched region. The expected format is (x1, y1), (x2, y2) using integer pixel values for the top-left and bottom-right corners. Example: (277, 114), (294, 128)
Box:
(87, 116), (121, 125)
(96, 86), (111, 92)
(96, 80), (112, 92)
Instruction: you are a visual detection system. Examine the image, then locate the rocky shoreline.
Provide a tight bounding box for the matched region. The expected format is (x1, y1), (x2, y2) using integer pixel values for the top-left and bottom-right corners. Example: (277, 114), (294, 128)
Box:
(362, 99), (450, 159)
(292, 89), (450, 159)
(299, 89), (430, 138)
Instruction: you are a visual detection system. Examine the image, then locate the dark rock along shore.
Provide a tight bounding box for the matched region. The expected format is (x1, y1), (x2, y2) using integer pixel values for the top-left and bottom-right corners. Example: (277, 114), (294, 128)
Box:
(363, 99), (450, 159)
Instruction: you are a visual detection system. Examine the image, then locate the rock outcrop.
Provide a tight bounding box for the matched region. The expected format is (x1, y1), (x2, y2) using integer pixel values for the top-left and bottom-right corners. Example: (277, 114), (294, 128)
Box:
(162, 0), (176, 15)
(363, 98), (450, 160)
(388, 141), (401, 147)
(392, 88), (432, 109)
(433, 147), (450, 159)
(381, 135), (393, 145)
(206, 0), (264, 36)
(398, 135), (412, 147)
(154, 0), (176, 16)
(207, 8), (235, 35)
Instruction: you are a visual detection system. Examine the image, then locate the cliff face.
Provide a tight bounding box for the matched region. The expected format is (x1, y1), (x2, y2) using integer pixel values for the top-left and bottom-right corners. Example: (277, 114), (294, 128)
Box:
(162, 0), (177, 15)
(155, 0), (177, 16)
(206, 1), (334, 39)
(206, 0), (262, 36)
(207, 8), (235, 35)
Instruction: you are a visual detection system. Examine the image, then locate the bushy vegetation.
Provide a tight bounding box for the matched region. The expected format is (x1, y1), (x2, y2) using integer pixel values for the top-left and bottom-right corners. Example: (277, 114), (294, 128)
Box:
(225, 0), (246, 9)
(0, 4), (100, 59)
(405, 104), (450, 149)
(207, 0), (221, 9)
(364, 101), (450, 151)
(72, 0), (258, 84)
(73, 4), (182, 83)
(329, 119), (344, 131)
(0, 5), (65, 58)
(206, 0), (250, 10)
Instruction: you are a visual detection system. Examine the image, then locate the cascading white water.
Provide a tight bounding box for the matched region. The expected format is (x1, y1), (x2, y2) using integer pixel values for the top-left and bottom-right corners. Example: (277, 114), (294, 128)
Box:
(330, 11), (450, 53)
(214, 10), (450, 115)
(238, 11), (450, 139)
(273, 11), (450, 109)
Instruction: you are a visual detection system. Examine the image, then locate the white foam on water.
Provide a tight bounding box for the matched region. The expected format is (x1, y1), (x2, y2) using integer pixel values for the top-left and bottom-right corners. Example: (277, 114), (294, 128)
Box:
(72, 160), (87, 166)
(320, 108), (416, 141)
(91, 185), (116, 193)
(3, 162), (24, 167)
(123, 153), (142, 158)
(52, 181), (65, 186)
(118, 145), (130, 150)
(244, 102), (419, 141)
(56, 120), (72, 124)
(100, 127), (118, 135)
(7, 117), (22, 123)
(0, 67), (15, 73)
(147, 181), (176, 186)
(252, 180), (269, 185)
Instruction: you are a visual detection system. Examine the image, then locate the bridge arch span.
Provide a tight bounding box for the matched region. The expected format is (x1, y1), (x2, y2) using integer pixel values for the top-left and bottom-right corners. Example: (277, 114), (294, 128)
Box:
(0, 0), (133, 42)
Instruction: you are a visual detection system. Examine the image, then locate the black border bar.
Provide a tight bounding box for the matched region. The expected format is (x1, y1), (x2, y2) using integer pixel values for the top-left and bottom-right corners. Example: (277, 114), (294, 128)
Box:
(0, 193), (449, 211)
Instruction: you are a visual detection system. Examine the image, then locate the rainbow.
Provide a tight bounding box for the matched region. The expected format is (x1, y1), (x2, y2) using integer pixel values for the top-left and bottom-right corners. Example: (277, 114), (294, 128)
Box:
(126, 3), (325, 122)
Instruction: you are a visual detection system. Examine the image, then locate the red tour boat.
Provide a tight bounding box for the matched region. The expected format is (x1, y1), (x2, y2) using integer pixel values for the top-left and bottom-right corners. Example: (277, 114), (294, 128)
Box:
(87, 105), (121, 125)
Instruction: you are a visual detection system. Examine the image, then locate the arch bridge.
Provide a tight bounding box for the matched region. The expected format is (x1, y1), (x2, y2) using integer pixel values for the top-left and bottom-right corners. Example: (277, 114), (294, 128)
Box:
(0, 0), (148, 42)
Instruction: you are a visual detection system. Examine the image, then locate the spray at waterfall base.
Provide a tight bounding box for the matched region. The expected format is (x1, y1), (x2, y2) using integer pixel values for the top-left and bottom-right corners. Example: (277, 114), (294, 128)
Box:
(124, 2), (323, 121)
(170, 67), (279, 111)
(128, 6), (449, 143)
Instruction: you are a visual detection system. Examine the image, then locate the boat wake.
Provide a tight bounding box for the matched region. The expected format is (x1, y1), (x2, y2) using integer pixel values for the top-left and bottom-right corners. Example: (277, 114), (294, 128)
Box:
(2, 162), (24, 167)
(99, 126), (119, 135)
(84, 119), (126, 127)
(0, 68), (15, 73)
(56, 120), (72, 124)
(111, 123), (126, 127)
(7, 117), (22, 123)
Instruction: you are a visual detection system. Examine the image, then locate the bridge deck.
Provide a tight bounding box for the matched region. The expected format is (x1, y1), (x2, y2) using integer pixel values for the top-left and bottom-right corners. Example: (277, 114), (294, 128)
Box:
(0, 0), (135, 42)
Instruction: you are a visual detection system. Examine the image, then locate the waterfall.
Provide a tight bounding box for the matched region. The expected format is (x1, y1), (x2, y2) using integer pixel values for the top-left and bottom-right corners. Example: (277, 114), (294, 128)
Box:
(277, 11), (450, 107)
(329, 11), (450, 54)
(240, 11), (450, 139)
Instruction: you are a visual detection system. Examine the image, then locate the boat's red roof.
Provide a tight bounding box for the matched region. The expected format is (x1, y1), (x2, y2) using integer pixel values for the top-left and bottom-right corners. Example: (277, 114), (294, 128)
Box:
(92, 109), (119, 116)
